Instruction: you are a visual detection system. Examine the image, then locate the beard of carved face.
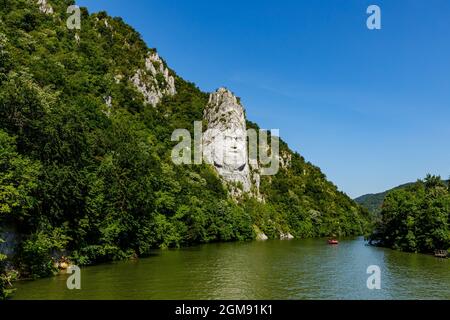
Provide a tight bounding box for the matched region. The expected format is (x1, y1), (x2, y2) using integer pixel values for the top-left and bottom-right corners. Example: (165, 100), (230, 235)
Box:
(212, 129), (247, 172)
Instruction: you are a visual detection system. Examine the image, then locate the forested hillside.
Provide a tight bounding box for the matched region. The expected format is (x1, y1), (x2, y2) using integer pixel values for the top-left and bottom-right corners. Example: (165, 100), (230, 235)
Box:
(355, 183), (414, 216)
(0, 0), (370, 298)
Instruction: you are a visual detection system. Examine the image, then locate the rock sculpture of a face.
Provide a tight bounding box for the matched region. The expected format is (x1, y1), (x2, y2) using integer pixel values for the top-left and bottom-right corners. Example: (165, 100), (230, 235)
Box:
(203, 88), (252, 193)
(212, 128), (246, 171)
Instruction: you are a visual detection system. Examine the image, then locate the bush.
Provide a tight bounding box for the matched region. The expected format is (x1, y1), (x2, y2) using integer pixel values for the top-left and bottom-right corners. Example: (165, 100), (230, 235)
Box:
(19, 230), (68, 278)
(0, 239), (17, 300)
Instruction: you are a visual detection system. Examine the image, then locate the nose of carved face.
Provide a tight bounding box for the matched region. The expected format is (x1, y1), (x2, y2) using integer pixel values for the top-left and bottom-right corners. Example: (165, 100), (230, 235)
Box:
(229, 141), (239, 153)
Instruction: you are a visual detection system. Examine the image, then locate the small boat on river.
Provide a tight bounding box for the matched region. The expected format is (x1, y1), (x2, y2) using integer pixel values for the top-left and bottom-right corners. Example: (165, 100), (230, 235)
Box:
(328, 239), (339, 245)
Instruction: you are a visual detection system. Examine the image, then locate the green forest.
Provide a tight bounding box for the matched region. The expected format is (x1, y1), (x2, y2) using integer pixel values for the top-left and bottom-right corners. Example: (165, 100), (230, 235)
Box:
(369, 175), (450, 254)
(0, 0), (376, 299)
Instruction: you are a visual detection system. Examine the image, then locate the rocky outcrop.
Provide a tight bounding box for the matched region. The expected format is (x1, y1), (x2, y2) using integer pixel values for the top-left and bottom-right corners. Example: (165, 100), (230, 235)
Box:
(279, 151), (292, 169)
(131, 52), (176, 107)
(102, 96), (112, 117)
(280, 232), (294, 240)
(253, 225), (268, 241)
(37, 0), (53, 14)
(202, 88), (268, 199)
(256, 232), (268, 241)
(0, 226), (19, 257)
(203, 88), (252, 194)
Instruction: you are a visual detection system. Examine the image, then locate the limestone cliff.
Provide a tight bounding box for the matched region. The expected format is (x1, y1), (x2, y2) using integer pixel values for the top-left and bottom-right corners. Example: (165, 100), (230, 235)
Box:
(202, 89), (294, 239)
(37, 0), (53, 15)
(131, 52), (176, 107)
(203, 88), (252, 194)
(202, 88), (267, 199)
(33, 2), (176, 109)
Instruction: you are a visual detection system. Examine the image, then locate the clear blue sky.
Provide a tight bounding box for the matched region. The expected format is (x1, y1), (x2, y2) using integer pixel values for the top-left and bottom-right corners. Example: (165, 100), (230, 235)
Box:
(77, 0), (450, 198)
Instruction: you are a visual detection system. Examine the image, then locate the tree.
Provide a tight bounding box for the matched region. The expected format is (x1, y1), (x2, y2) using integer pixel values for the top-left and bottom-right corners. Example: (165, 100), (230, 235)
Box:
(370, 176), (450, 253)
(0, 129), (41, 219)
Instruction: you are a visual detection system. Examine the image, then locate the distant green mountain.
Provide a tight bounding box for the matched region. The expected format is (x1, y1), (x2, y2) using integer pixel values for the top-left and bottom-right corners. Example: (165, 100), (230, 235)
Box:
(354, 183), (413, 215)
(355, 180), (449, 215)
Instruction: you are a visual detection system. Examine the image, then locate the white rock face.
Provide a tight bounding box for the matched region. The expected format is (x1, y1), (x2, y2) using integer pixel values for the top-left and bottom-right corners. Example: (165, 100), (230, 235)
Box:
(280, 232), (294, 240)
(249, 155), (263, 200)
(203, 88), (252, 193)
(114, 74), (123, 84)
(256, 232), (268, 241)
(102, 96), (112, 117)
(131, 52), (176, 107)
(279, 151), (292, 169)
(105, 96), (112, 108)
(253, 225), (268, 241)
(37, 0), (53, 14)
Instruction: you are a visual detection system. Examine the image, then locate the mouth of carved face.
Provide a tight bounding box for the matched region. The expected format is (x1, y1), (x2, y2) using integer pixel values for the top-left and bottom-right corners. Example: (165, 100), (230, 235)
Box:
(214, 152), (246, 170)
(214, 161), (246, 172)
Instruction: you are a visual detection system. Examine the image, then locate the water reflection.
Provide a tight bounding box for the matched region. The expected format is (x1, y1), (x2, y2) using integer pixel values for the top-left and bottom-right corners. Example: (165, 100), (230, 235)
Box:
(12, 238), (450, 300)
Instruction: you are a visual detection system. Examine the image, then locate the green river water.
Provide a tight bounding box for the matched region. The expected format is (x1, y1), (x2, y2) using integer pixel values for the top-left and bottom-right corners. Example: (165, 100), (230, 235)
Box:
(12, 237), (450, 300)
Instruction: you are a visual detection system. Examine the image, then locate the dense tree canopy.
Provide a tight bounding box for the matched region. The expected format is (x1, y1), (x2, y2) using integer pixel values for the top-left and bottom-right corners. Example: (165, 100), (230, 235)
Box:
(370, 175), (450, 253)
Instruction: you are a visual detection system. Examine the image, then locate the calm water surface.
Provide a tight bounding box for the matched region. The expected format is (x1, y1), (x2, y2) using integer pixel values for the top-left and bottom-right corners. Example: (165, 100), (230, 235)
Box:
(13, 237), (450, 300)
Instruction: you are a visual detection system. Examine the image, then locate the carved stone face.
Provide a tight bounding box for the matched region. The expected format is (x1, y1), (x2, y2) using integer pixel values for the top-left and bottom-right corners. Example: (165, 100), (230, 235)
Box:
(202, 88), (252, 193)
(212, 128), (247, 172)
